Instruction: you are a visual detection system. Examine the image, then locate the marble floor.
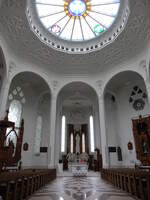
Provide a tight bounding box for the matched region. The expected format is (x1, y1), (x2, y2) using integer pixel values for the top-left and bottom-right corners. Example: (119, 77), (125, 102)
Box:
(29, 175), (137, 200)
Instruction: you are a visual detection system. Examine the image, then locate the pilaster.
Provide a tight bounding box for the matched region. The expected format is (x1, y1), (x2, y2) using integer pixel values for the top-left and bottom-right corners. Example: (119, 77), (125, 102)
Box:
(98, 94), (109, 168)
(48, 92), (57, 168)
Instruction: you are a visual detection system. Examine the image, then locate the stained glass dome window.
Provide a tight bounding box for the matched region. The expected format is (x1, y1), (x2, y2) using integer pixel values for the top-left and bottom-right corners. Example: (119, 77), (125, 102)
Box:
(35, 0), (120, 41)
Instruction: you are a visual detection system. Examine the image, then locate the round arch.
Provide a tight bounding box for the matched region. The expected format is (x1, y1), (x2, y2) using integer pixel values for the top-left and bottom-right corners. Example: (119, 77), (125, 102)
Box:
(0, 46), (8, 118)
(10, 70), (52, 95)
(57, 81), (98, 99)
(55, 81), (101, 166)
(103, 70), (149, 168)
(103, 70), (146, 95)
(0, 46), (7, 84)
(7, 71), (52, 168)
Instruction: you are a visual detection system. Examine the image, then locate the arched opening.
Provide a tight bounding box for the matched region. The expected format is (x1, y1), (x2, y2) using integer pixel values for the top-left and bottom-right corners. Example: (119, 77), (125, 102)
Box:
(7, 72), (51, 168)
(56, 82), (101, 171)
(104, 71), (150, 167)
(6, 99), (22, 148)
(0, 46), (7, 100)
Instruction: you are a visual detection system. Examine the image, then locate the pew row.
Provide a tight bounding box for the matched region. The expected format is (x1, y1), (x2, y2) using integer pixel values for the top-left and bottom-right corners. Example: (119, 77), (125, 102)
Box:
(101, 168), (150, 200)
(0, 169), (56, 200)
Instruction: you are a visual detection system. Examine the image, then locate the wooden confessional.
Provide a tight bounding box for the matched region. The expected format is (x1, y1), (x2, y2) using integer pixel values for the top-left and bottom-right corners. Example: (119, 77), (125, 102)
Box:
(132, 115), (150, 165)
(0, 111), (24, 171)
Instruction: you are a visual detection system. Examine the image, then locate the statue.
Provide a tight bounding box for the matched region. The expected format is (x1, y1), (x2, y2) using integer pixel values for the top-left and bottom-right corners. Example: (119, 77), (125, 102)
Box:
(142, 139), (149, 154)
(76, 134), (80, 154)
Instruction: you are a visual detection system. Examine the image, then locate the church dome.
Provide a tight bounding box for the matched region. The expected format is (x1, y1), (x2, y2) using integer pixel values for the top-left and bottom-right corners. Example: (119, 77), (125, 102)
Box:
(26, 0), (129, 53)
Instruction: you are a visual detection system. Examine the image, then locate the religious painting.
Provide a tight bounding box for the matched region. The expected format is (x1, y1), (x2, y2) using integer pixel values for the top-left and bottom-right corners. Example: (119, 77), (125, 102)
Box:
(132, 115), (150, 165)
(23, 143), (29, 151)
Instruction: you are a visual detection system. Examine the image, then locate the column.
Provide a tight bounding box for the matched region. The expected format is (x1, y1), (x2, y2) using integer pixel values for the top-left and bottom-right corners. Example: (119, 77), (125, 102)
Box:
(145, 81), (150, 104)
(0, 78), (10, 119)
(48, 93), (57, 168)
(99, 95), (109, 168)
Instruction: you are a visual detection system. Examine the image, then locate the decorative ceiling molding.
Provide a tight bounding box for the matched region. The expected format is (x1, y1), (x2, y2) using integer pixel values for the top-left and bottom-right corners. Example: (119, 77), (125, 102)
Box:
(26, 0), (130, 54)
(0, 0), (150, 75)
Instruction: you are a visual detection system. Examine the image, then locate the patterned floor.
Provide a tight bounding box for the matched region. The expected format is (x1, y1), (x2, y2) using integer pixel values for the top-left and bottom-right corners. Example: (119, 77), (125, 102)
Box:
(29, 176), (137, 200)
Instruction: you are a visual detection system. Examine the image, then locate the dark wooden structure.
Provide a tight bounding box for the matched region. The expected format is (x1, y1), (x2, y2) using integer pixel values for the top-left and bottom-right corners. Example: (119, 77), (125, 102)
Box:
(62, 124), (102, 171)
(67, 124), (89, 154)
(0, 169), (56, 200)
(94, 148), (102, 171)
(0, 111), (24, 171)
(101, 168), (150, 200)
(63, 124), (89, 170)
(132, 115), (150, 165)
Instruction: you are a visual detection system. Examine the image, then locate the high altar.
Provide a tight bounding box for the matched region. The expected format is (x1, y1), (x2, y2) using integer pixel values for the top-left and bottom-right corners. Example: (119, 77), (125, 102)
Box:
(67, 153), (89, 176)
(62, 124), (102, 172)
(66, 124), (89, 176)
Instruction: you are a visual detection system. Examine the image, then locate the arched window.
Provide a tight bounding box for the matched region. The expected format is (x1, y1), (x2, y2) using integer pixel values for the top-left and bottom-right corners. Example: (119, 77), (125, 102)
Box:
(82, 133), (85, 153)
(90, 115), (95, 152)
(70, 133), (73, 153)
(6, 100), (22, 147)
(8, 86), (26, 104)
(61, 115), (66, 153)
(34, 115), (43, 155)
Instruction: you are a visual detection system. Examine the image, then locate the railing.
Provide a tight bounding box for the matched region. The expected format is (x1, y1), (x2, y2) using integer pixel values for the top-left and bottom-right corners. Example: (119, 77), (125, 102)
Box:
(0, 169), (56, 200)
(101, 168), (150, 200)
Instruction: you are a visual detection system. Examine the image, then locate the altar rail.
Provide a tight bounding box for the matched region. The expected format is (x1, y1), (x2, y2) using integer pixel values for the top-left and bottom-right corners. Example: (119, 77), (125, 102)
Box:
(101, 168), (150, 200)
(0, 169), (56, 200)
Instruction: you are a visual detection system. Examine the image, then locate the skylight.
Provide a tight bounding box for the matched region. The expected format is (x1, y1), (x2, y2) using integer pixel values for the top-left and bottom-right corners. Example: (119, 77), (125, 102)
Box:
(35, 0), (120, 42)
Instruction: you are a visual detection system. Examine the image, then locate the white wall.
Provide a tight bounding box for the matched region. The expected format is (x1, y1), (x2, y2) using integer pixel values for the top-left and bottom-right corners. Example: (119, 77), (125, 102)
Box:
(7, 82), (38, 168)
(55, 84), (101, 163)
(105, 79), (150, 168)
(117, 81), (150, 167)
(7, 76), (51, 169)
(31, 94), (50, 168)
(0, 31), (150, 169)
(105, 93), (120, 167)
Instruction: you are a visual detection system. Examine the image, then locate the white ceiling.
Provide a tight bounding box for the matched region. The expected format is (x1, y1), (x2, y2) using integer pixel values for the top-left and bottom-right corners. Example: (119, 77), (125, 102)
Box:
(0, 0), (150, 75)
(58, 82), (98, 107)
(105, 71), (145, 93)
(10, 72), (50, 94)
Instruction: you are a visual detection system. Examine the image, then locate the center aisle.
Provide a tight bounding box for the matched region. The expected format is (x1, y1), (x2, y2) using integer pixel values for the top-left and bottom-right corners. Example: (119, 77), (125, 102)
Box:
(29, 173), (136, 200)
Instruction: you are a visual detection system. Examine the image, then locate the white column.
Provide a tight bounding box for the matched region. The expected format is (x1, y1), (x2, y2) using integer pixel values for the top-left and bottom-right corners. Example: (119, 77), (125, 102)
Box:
(145, 81), (150, 104)
(0, 78), (10, 119)
(99, 95), (109, 168)
(48, 93), (57, 168)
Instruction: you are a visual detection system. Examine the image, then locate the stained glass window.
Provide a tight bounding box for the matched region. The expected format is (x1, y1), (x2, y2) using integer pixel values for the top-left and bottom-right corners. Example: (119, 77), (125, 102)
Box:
(70, 133), (73, 153)
(35, 0), (120, 41)
(8, 86), (26, 104)
(90, 115), (95, 152)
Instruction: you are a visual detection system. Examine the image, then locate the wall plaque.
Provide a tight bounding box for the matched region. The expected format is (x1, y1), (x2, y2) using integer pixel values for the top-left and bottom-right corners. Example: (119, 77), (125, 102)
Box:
(40, 147), (48, 153)
(108, 146), (116, 153)
(23, 143), (29, 151)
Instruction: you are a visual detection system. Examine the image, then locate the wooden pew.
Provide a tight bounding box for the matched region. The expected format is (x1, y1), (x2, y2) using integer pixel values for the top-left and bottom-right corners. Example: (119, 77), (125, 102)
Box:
(0, 169), (56, 200)
(101, 168), (150, 200)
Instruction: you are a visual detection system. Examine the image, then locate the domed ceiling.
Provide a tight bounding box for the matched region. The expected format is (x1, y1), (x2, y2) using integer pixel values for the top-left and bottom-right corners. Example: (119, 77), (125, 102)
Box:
(0, 0), (150, 75)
